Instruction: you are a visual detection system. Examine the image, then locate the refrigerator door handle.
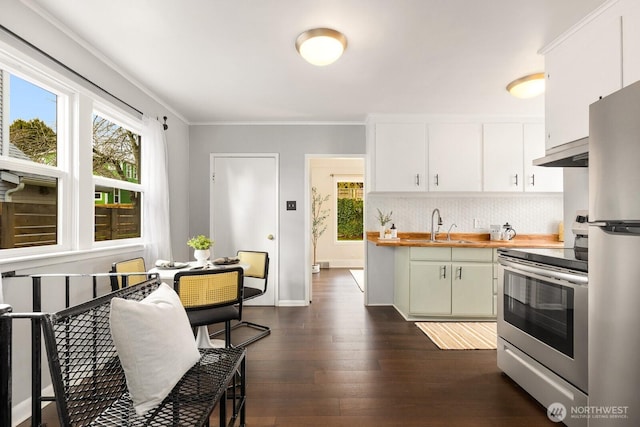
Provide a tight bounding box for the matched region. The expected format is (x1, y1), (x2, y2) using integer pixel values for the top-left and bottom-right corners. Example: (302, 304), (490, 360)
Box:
(588, 221), (608, 227)
(590, 222), (640, 234)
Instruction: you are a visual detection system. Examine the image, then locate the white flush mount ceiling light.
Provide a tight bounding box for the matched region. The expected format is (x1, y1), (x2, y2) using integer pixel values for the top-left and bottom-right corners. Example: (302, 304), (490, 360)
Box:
(295, 28), (347, 66)
(506, 73), (545, 98)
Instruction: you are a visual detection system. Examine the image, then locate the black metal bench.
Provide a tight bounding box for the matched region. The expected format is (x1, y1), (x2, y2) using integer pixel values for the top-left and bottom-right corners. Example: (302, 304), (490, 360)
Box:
(0, 277), (246, 427)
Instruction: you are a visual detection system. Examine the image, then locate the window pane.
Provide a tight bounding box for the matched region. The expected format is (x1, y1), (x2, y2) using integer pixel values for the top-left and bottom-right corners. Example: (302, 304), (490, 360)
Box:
(0, 169), (57, 248)
(336, 181), (364, 241)
(94, 188), (141, 241)
(6, 73), (58, 166)
(92, 115), (141, 184)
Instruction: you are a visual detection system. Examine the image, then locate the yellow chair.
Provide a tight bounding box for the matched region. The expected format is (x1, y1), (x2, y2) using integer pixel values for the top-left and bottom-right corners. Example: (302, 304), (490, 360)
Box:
(232, 250), (271, 346)
(110, 257), (147, 291)
(174, 267), (244, 348)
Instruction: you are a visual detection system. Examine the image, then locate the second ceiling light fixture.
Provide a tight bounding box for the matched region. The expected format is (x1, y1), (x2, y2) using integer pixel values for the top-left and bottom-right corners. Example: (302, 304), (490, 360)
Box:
(506, 73), (546, 99)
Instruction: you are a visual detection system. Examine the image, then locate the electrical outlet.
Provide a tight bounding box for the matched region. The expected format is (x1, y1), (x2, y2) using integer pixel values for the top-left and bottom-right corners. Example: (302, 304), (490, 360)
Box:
(286, 201), (297, 210)
(473, 218), (482, 229)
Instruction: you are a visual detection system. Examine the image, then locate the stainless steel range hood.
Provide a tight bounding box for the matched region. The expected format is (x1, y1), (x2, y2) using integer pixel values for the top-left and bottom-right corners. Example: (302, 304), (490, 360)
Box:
(533, 137), (589, 167)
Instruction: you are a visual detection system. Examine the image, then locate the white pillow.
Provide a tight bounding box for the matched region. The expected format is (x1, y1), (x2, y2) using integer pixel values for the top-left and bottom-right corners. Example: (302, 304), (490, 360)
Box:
(109, 282), (201, 415)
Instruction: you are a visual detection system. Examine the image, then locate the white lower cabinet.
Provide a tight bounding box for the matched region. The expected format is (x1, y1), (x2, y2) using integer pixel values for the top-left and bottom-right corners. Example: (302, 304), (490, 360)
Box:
(399, 247), (495, 319)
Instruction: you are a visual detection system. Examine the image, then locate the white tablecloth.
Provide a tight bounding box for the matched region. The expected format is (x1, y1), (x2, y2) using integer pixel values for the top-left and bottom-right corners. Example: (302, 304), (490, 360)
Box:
(148, 261), (248, 348)
(149, 261), (248, 282)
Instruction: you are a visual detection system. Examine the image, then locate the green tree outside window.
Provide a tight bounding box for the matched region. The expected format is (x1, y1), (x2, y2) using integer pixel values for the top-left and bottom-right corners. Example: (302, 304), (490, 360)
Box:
(336, 181), (364, 241)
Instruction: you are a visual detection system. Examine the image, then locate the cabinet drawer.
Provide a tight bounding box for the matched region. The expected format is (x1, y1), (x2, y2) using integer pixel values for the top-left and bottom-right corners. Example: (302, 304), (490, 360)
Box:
(451, 248), (492, 262)
(410, 247), (451, 261)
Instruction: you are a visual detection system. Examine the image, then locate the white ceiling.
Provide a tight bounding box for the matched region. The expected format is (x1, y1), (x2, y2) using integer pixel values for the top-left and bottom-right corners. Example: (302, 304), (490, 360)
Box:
(29, 0), (607, 124)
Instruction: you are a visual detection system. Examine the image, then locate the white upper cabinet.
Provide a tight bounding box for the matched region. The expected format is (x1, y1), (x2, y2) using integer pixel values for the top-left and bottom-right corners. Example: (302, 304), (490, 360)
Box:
(483, 123), (524, 192)
(428, 123), (482, 192)
(622, 0), (640, 86)
(544, 3), (623, 150)
(374, 123), (427, 192)
(371, 118), (557, 193)
(483, 123), (563, 193)
(523, 123), (563, 192)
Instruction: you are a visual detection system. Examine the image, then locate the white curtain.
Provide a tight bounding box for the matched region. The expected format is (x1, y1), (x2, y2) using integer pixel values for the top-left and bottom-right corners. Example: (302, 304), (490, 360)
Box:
(142, 116), (173, 263)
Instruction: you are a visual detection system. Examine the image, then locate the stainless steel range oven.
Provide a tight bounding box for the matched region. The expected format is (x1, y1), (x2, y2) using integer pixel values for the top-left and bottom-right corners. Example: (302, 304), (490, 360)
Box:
(497, 248), (588, 427)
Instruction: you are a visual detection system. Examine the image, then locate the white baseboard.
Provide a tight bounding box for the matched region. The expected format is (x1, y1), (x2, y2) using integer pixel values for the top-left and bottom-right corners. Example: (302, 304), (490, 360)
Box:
(12, 384), (54, 427)
(278, 300), (308, 307)
(325, 259), (364, 269)
(392, 304), (411, 320)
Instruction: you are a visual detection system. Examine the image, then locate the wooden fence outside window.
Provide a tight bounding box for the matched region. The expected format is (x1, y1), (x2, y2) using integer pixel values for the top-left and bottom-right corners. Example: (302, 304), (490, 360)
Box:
(0, 202), (140, 248)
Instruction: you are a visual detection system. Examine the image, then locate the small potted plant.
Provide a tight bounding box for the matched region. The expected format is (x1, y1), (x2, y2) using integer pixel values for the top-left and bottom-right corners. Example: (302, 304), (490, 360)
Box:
(187, 235), (214, 266)
(311, 187), (330, 273)
(376, 208), (393, 238)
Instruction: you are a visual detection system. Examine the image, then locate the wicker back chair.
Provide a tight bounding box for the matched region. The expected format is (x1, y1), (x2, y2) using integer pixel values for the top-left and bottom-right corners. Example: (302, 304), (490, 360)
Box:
(174, 267), (244, 348)
(110, 257), (147, 291)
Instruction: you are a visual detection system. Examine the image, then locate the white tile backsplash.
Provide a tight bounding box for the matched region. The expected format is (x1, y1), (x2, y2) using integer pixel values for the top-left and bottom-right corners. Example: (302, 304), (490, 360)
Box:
(368, 193), (563, 234)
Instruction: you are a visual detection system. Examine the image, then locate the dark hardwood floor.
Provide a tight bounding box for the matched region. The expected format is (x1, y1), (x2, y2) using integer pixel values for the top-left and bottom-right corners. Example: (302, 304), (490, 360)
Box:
(23, 268), (554, 426)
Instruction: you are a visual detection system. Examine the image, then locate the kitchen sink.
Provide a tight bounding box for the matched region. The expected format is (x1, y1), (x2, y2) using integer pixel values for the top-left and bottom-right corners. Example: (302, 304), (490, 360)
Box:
(402, 239), (474, 244)
(435, 239), (475, 244)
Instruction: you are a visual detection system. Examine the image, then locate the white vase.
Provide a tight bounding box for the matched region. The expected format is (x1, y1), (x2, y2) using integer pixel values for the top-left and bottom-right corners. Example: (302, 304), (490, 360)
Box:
(193, 249), (211, 266)
(379, 225), (386, 238)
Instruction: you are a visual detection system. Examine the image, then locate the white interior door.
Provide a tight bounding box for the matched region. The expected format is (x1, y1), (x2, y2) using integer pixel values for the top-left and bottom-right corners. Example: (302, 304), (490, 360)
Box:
(210, 154), (278, 305)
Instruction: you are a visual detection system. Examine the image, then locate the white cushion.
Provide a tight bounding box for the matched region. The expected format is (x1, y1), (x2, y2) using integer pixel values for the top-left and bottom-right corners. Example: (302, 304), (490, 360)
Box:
(109, 282), (201, 415)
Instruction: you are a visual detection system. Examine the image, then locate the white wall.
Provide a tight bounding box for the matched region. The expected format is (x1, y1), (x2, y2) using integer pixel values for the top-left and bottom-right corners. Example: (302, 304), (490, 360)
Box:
(310, 157), (364, 268)
(188, 124), (366, 302)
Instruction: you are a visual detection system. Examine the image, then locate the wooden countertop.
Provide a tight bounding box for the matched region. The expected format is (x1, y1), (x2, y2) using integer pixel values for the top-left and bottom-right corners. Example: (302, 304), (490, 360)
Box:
(367, 231), (564, 249)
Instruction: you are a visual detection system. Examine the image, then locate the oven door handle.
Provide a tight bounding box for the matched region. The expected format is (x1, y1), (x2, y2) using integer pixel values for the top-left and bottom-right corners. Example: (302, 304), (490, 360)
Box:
(499, 258), (588, 286)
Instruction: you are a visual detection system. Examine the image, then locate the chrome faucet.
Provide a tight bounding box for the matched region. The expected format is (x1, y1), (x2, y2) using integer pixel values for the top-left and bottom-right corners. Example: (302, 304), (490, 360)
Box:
(447, 223), (457, 241)
(430, 208), (443, 241)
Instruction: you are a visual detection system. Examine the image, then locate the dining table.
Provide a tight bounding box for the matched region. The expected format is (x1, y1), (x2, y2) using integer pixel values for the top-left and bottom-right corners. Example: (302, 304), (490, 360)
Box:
(148, 260), (249, 348)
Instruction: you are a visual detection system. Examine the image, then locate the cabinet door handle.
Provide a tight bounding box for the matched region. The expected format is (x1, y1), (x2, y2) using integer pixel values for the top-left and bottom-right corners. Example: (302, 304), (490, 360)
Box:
(531, 174), (535, 187)
(416, 174), (420, 186)
(514, 173), (519, 187)
(435, 174), (439, 186)
(441, 265), (447, 279)
(457, 266), (462, 279)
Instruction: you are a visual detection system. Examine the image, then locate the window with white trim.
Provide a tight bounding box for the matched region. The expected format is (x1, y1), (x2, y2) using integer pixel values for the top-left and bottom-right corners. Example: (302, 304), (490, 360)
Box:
(335, 178), (364, 242)
(92, 110), (142, 242)
(0, 47), (144, 255)
(0, 65), (66, 251)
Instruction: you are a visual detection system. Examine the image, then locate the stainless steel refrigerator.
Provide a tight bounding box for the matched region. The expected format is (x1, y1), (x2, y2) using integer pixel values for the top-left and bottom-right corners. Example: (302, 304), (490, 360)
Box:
(589, 79), (640, 426)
